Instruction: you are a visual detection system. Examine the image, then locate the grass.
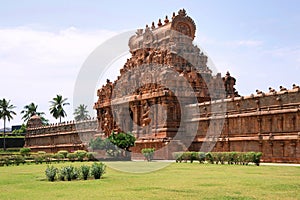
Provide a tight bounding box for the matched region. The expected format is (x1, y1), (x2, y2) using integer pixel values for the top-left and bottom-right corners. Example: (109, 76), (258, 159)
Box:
(0, 162), (299, 200)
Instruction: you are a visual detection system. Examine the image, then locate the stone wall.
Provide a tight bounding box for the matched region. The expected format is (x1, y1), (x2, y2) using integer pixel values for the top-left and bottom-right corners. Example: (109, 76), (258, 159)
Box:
(185, 87), (300, 163)
(25, 119), (97, 153)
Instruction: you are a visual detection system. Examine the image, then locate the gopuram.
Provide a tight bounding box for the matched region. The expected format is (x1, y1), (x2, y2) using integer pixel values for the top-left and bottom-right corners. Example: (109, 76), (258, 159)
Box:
(25, 9), (300, 163)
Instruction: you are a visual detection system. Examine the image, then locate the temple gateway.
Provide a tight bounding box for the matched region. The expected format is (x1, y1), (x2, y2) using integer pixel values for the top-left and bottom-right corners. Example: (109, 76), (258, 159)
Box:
(25, 9), (300, 163)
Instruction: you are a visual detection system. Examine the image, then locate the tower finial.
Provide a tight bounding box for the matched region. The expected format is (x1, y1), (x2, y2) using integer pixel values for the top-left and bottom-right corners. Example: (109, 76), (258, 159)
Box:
(151, 22), (155, 29)
(157, 19), (162, 27)
(164, 15), (169, 24)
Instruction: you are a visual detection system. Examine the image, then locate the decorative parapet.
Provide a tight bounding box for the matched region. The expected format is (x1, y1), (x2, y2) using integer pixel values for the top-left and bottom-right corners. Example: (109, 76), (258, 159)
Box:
(26, 118), (98, 136)
(186, 84), (300, 119)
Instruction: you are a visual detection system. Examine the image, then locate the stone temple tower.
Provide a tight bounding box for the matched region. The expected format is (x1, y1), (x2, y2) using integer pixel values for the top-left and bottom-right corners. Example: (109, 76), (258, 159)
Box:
(94, 9), (239, 158)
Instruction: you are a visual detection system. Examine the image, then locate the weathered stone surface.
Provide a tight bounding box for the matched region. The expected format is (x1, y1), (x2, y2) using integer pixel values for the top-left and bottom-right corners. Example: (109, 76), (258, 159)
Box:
(25, 9), (299, 163)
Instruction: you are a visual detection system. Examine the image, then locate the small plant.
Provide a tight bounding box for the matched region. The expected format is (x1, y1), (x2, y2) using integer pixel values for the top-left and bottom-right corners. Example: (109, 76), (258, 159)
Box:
(198, 152), (206, 163)
(57, 150), (69, 158)
(58, 167), (67, 181)
(141, 148), (155, 162)
(91, 162), (106, 179)
(34, 155), (44, 164)
(20, 148), (31, 157)
(53, 153), (64, 163)
(173, 152), (183, 163)
(253, 152), (262, 166)
(87, 152), (96, 161)
(67, 153), (77, 162)
(205, 152), (214, 164)
(13, 155), (25, 166)
(75, 150), (87, 162)
(45, 165), (57, 182)
(80, 165), (90, 180)
(64, 166), (75, 181)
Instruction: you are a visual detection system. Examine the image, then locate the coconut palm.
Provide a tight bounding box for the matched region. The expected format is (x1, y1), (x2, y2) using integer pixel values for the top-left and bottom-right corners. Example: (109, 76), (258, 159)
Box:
(74, 104), (90, 121)
(21, 102), (47, 123)
(0, 98), (16, 150)
(49, 95), (70, 123)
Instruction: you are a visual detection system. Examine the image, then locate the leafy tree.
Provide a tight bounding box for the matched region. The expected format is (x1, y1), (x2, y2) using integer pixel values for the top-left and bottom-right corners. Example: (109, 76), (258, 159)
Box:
(21, 102), (48, 124)
(0, 98), (16, 150)
(73, 104), (90, 121)
(12, 124), (27, 135)
(49, 95), (70, 123)
(108, 132), (136, 157)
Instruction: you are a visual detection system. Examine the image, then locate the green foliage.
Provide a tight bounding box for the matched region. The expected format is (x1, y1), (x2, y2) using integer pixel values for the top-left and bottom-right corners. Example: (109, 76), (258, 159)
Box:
(58, 167), (67, 181)
(57, 150), (69, 158)
(75, 150), (87, 162)
(67, 153), (77, 162)
(141, 148), (155, 161)
(61, 165), (78, 181)
(90, 132), (136, 158)
(86, 152), (96, 161)
(49, 94), (70, 123)
(33, 155), (44, 164)
(20, 148), (31, 156)
(20, 102), (48, 124)
(174, 151), (263, 165)
(80, 165), (90, 180)
(0, 98), (16, 151)
(13, 155), (25, 165)
(45, 165), (57, 182)
(53, 153), (64, 162)
(12, 124), (27, 135)
(108, 132), (135, 151)
(74, 104), (90, 121)
(91, 162), (106, 179)
(89, 137), (104, 150)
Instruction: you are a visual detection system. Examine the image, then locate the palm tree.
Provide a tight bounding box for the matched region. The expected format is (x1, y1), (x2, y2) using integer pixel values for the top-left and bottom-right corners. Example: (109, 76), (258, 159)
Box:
(0, 98), (16, 151)
(49, 95), (70, 123)
(74, 104), (90, 121)
(21, 102), (46, 123)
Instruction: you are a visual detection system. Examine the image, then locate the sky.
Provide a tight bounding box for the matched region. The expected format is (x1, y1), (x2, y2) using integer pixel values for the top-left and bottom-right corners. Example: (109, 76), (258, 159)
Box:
(0, 0), (300, 127)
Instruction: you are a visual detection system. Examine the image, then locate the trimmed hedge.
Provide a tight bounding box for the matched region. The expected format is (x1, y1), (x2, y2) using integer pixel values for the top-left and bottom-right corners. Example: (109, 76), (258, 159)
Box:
(173, 152), (262, 166)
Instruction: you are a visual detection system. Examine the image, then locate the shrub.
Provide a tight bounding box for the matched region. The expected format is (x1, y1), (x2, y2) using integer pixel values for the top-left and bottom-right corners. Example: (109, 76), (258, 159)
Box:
(13, 155), (25, 166)
(91, 162), (106, 179)
(75, 150), (87, 162)
(64, 165), (74, 181)
(45, 165), (57, 182)
(34, 155), (44, 164)
(80, 165), (90, 180)
(37, 151), (46, 155)
(3, 156), (12, 166)
(57, 150), (69, 158)
(205, 152), (214, 164)
(87, 152), (96, 161)
(198, 152), (206, 163)
(252, 152), (262, 166)
(58, 167), (67, 181)
(67, 153), (77, 162)
(173, 152), (183, 163)
(141, 148), (155, 161)
(20, 148), (31, 157)
(53, 153), (64, 163)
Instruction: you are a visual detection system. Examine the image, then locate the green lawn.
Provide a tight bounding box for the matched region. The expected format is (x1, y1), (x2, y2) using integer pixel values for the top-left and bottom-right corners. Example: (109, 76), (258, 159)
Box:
(0, 162), (299, 200)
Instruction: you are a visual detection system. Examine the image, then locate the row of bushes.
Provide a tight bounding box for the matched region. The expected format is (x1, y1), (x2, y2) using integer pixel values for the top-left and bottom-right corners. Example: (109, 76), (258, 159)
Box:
(173, 152), (262, 166)
(45, 162), (106, 182)
(0, 150), (97, 166)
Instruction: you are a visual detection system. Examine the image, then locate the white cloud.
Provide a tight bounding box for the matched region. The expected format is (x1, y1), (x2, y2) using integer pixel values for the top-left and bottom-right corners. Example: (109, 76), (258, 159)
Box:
(0, 26), (118, 127)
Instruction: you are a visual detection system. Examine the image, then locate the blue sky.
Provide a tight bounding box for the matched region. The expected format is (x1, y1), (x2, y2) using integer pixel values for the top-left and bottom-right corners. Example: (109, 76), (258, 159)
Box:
(0, 0), (300, 127)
